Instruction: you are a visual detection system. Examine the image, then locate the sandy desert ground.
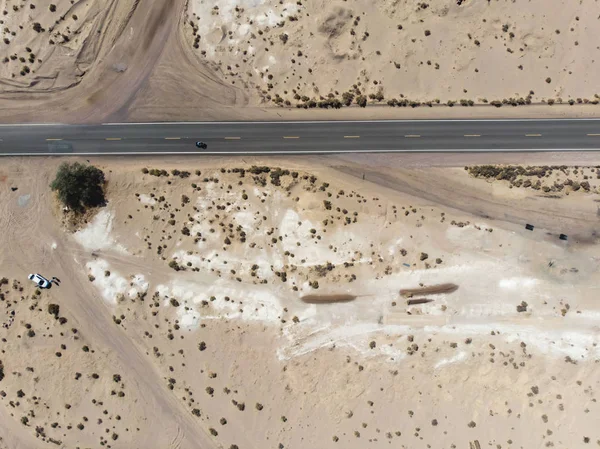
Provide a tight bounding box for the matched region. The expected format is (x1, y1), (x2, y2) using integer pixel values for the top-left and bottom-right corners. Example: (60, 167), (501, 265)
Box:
(186, 0), (600, 108)
(0, 0), (600, 121)
(0, 153), (599, 448)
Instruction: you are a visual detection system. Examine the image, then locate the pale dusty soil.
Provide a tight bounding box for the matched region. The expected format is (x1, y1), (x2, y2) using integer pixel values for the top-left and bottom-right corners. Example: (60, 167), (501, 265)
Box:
(1, 0), (600, 122)
(0, 155), (599, 448)
(0, 0), (138, 92)
(186, 0), (600, 108)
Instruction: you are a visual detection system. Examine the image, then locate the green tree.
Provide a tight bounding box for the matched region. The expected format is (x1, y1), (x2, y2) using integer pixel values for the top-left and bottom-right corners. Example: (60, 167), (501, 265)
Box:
(50, 162), (106, 211)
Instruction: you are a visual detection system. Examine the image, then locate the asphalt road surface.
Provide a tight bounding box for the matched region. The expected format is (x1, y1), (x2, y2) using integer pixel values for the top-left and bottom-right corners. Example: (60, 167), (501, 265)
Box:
(2, 119), (600, 156)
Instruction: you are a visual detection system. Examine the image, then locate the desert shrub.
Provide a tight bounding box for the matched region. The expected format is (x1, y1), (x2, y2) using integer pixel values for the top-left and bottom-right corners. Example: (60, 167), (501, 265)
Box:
(50, 162), (106, 211)
(113, 374), (121, 383)
(49, 4), (56, 12)
(356, 95), (367, 107)
(47, 304), (60, 318)
(32, 22), (43, 32)
(0, 360), (4, 381)
(149, 168), (168, 177)
(249, 166), (270, 175)
(342, 92), (354, 106)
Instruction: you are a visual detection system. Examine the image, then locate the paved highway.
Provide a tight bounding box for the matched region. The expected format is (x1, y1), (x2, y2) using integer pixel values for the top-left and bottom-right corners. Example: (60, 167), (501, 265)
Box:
(2, 119), (600, 155)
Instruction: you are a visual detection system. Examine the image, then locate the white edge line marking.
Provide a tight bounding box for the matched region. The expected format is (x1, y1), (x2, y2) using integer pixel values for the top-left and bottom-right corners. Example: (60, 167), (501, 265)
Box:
(0, 123), (66, 127)
(164, 137), (181, 140)
(3, 148), (599, 156)
(224, 137), (241, 140)
(1, 118), (600, 127)
(404, 135), (421, 138)
(587, 133), (600, 136)
(101, 118), (600, 125)
(525, 134), (542, 137)
(464, 134), (481, 137)
(344, 136), (360, 138)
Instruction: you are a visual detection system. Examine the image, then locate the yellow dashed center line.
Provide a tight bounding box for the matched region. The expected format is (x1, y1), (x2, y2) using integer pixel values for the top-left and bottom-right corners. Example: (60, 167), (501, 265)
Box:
(464, 134), (481, 137)
(587, 133), (600, 136)
(164, 137), (181, 140)
(46, 138), (63, 141)
(525, 134), (542, 137)
(344, 135), (360, 138)
(404, 135), (421, 138)
(105, 138), (122, 141)
(283, 136), (300, 139)
(224, 137), (241, 140)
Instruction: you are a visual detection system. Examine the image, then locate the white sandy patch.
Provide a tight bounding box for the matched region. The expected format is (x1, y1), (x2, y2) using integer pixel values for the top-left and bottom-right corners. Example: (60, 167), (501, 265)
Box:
(460, 303), (522, 317)
(435, 351), (468, 369)
(74, 210), (127, 253)
(128, 274), (149, 298)
(156, 279), (283, 324)
(279, 322), (410, 360)
(499, 277), (539, 289)
(178, 307), (200, 330)
(232, 210), (256, 230)
(86, 260), (148, 304)
(428, 324), (600, 360)
(138, 194), (156, 205)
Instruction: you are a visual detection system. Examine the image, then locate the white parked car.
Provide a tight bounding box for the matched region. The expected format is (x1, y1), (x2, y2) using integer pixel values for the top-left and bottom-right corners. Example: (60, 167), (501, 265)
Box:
(28, 273), (51, 289)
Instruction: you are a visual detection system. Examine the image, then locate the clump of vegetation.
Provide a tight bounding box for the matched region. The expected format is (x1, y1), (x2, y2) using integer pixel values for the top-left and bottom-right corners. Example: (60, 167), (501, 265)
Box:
(47, 303), (60, 318)
(168, 260), (182, 271)
(50, 162), (106, 211)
